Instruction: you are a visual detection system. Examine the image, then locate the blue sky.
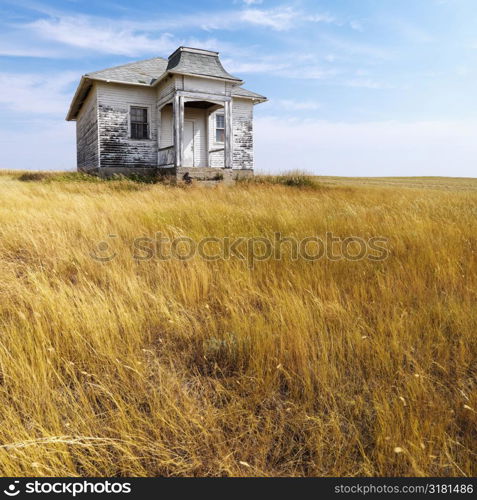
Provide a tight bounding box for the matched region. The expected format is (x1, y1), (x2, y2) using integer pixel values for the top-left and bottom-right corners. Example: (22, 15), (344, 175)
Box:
(1, 0), (477, 176)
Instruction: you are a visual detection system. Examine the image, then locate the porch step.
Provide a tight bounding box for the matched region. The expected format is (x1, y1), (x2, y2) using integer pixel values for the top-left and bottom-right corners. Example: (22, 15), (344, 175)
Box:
(177, 167), (232, 182)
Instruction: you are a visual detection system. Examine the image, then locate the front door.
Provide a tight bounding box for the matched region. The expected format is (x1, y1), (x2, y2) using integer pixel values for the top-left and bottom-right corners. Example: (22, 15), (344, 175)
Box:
(183, 120), (195, 167)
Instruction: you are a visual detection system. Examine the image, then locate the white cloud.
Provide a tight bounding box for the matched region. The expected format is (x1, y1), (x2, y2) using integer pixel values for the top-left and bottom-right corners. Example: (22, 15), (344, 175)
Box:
(0, 41), (63, 58)
(288, 67), (339, 80)
(239, 7), (299, 31)
(322, 35), (393, 61)
(17, 8), (309, 57)
(223, 59), (289, 74)
(239, 8), (337, 31)
(390, 19), (434, 43)
(19, 13), (247, 57)
(25, 17), (180, 56)
(254, 116), (477, 177)
(273, 99), (321, 111)
(350, 20), (364, 32)
(223, 52), (339, 80)
(306, 13), (336, 24)
(13, 5), (341, 59)
(344, 78), (393, 89)
(0, 72), (78, 114)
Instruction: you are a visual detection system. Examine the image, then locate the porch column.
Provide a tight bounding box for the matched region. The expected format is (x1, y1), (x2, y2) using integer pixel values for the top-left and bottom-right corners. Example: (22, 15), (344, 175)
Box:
(224, 99), (233, 169)
(173, 95), (184, 168)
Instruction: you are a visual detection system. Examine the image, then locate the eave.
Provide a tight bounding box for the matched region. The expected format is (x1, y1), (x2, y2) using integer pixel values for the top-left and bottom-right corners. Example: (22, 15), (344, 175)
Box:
(152, 70), (244, 87)
(66, 71), (262, 120)
(167, 70), (243, 85)
(232, 94), (268, 104)
(66, 76), (152, 121)
(66, 76), (91, 121)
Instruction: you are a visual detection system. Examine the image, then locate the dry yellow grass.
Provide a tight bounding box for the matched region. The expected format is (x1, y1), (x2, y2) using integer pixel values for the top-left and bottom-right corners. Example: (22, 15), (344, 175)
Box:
(0, 171), (476, 477)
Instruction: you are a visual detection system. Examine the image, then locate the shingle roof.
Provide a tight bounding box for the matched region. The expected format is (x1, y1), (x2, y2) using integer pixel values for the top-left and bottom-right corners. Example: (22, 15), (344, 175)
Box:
(86, 57), (168, 85)
(166, 47), (241, 82)
(232, 87), (267, 100)
(67, 47), (266, 120)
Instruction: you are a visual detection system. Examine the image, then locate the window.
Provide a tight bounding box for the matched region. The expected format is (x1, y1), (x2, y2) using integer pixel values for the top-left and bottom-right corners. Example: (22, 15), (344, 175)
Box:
(130, 107), (149, 139)
(215, 113), (225, 143)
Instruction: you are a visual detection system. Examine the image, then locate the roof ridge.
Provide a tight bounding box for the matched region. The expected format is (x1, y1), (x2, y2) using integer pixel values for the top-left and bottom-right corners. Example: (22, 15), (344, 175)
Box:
(87, 56), (168, 76)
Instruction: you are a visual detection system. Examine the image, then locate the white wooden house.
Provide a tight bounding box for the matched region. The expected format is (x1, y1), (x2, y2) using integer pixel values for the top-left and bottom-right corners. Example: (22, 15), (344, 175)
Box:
(66, 47), (266, 182)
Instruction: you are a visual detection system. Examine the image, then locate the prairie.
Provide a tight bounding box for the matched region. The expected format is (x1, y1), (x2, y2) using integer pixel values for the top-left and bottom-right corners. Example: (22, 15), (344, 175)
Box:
(0, 171), (476, 477)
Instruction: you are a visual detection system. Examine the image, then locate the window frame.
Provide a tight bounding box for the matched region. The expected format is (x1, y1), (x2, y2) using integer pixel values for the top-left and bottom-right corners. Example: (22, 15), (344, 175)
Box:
(129, 105), (151, 140)
(215, 112), (225, 144)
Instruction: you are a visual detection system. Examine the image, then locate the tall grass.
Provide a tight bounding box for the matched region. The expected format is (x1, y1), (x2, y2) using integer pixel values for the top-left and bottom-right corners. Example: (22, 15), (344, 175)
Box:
(238, 169), (323, 189)
(0, 173), (476, 477)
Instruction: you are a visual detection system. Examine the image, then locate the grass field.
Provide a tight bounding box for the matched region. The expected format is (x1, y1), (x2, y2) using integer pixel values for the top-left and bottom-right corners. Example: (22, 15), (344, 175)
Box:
(0, 171), (476, 477)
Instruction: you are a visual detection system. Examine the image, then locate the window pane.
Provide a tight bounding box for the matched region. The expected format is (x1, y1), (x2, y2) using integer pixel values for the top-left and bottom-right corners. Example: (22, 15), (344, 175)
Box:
(216, 128), (224, 143)
(131, 107), (148, 138)
(131, 107), (147, 124)
(216, 114), (225, 129)
(131, 123), (148, 139)
(131, 123), (138, 138)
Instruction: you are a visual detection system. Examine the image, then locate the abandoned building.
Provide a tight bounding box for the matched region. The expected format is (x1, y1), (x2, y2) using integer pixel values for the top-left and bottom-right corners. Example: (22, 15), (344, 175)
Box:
(66, 46), (267, 182)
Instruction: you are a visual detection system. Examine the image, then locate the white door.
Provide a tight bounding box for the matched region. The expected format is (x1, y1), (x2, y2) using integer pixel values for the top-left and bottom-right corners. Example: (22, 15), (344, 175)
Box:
(183, 120), (195, 167)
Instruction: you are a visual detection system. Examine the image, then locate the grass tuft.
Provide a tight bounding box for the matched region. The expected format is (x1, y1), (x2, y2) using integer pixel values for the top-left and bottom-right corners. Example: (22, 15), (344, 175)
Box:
(239, 170), (326, 190)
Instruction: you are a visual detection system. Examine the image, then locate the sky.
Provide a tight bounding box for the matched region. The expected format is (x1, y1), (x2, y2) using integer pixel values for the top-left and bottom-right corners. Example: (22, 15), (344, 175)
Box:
(0, 0), (477, 176)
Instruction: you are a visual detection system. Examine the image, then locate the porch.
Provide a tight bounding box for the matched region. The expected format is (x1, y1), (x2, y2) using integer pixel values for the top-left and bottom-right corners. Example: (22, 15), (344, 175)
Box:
(157, 92), (233, 171)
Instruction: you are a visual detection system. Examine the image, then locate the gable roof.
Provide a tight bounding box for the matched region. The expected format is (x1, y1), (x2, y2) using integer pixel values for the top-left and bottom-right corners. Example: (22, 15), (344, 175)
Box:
(66, 47), (266, 121)
(87, 57), (168, 85)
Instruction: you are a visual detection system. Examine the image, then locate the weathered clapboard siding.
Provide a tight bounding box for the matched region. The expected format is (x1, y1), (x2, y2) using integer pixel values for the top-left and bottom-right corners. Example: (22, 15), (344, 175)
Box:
(96, 82), (157, 168)
(157, 75), (176, 104)
(208, 109), (225, 168)
(181, 75), (227, 95)
(76, 86), (98, 171)
(232, 98), (253, 170)
(209, 149), (225, 168)
(159, 104), (173, 149)
(79, 86), (254, 172)
(158, 146), (175, 167)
